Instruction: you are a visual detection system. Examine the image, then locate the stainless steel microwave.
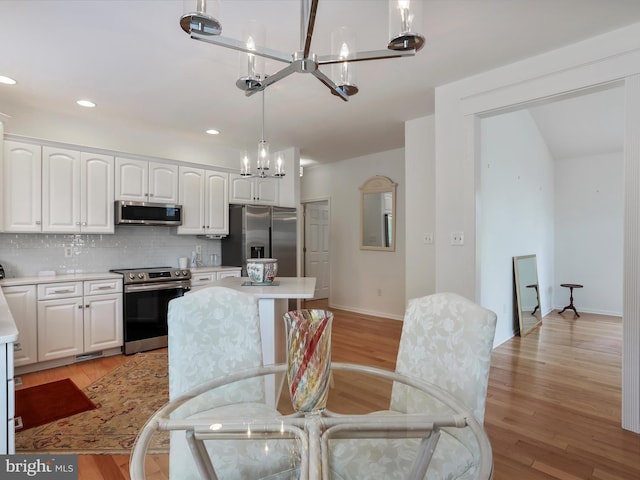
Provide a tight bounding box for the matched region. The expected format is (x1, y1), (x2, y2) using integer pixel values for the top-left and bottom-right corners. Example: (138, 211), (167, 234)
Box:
(115, 201), (182, 226)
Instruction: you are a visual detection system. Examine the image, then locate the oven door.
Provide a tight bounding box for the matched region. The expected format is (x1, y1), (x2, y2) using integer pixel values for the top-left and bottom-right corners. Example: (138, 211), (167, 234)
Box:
(123, 280), (190, 354)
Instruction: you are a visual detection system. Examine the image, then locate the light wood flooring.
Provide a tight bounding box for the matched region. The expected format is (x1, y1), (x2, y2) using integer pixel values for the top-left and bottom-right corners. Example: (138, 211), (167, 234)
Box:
(15, 301), (640, 479)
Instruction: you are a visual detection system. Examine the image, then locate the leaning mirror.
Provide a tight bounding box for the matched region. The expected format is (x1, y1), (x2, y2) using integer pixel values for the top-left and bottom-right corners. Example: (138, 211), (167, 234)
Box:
(513, 254), (542, 336)
(360, 176), (397, 251)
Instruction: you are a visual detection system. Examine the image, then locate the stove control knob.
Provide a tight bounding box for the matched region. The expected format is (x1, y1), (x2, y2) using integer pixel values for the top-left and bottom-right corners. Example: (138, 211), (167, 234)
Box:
(174, 271), (181, 277)
(138, 273), (145, 279)
(182, 270), (189, 276)
(128, 273), (135, 280)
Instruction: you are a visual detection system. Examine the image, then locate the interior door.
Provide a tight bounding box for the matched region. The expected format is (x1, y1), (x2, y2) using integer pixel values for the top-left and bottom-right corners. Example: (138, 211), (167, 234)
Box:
(304, 201), (330, 300)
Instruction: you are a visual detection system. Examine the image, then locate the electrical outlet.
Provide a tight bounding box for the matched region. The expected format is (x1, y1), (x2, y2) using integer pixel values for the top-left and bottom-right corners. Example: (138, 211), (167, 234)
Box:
(423, 232), (434, 244)
(450, 232), (464, 246)
(64, 246), (73, 258)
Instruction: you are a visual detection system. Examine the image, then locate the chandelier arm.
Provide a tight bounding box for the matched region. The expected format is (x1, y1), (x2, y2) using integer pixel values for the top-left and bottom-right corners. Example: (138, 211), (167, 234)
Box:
(317, 49), (416, 65)
(301, 0), (319, 58)
(311, 69), (349, 102)
(245, 64), (298, 97)
(190, 32), (292, 64)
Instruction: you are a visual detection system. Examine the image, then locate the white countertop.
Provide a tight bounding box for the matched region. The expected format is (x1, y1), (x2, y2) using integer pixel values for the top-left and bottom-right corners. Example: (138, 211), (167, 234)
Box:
(0, 272), (123, 287)
(0, 290), (19, 343)
(203, 276), (316, 299)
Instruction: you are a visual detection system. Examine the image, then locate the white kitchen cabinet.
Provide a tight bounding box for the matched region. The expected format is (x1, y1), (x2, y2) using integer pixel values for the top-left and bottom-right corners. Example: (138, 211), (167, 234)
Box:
(115, 157), (179, 203)
(190, 268), (241, 288)
(37, 296), (84, 362)
(1, 285), (37, 367)
(0, 340), (15, 454)
(229, 174), (279, 205)
(36, 279), (122, 362)
(83, 279), (123, 352)
(217, 269), (241, 279)
(2, 141), (42, 233)
(42, 148), (115, 234)
(178, 167), (229, 236)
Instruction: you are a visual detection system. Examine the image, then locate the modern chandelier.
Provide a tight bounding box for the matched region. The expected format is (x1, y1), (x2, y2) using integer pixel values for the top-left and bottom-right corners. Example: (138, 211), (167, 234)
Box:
(180, 0), (425, 101)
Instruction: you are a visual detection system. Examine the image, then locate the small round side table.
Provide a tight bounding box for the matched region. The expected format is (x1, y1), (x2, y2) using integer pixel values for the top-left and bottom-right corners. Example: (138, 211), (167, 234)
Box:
(559, 283), (583, 317)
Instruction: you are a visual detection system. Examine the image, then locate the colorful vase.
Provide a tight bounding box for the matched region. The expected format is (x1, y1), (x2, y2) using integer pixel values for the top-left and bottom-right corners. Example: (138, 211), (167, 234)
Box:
(283, 309), (333, 413)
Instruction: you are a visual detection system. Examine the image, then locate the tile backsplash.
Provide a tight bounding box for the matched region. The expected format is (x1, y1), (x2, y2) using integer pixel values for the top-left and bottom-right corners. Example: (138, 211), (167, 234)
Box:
(0, 226), (224, 278)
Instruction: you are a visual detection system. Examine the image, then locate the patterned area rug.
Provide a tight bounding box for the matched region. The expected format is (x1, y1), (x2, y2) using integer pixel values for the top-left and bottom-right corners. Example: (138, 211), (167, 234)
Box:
(15, 351), (170, 454)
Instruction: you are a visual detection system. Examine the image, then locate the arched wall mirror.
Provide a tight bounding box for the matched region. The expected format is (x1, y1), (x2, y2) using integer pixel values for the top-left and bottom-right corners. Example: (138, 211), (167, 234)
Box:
(360, 176), (397, 251)
(513, 254), (542, 336)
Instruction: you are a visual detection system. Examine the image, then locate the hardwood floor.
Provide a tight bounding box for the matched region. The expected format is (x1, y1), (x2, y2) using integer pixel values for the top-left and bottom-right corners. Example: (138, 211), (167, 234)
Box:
(15, 301), (640, 479)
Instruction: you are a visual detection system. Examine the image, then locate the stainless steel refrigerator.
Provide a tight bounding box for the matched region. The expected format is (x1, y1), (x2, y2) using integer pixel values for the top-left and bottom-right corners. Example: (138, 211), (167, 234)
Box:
(221, 204), (297, 278)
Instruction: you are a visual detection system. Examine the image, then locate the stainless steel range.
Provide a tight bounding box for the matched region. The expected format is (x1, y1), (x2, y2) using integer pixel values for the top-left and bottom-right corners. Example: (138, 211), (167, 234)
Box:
(111, 267), (191, 355)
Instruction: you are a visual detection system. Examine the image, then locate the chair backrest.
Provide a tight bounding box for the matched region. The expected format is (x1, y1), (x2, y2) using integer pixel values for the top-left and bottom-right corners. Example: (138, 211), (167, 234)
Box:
(392, 292), (497, 423)
(167, 286), (264, 400)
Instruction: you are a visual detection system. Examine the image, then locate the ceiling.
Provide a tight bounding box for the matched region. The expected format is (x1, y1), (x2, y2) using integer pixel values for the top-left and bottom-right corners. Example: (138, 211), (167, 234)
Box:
(0, 1), (639, 166)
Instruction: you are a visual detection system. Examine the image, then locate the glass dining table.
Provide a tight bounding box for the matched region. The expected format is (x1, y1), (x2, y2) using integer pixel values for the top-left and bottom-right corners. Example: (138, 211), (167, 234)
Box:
(130, 362), (493, 480)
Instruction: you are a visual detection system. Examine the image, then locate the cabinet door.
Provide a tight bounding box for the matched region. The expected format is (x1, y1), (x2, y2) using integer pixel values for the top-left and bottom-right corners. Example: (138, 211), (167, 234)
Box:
(42, 147), (81, 233)
(149, 162), (179, 203)
(177, 166), (205, 235)
(84, 293), (123, 352)
(2, 141), (42, 232)
(115, 157), (148, 202)
(254, 177), (279, 205)
(81, 152), (115, 233)
(2, 286), (37, 367)
(229, 174), (254, 204)
(205, 170), (229, 235)
(37, 298), (84, 362)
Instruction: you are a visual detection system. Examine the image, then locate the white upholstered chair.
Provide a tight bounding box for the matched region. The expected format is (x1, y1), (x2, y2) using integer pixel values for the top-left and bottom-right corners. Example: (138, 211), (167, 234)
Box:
(328, 292), (497, 479)
(167, 286), (297, 480)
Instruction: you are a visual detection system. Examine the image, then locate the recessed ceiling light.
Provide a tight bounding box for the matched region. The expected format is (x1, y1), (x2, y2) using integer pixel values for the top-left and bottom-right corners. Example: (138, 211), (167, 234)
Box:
(206, 129), (220, 135)
(0, 75), (17, 85)
(77, 99), (96, 108)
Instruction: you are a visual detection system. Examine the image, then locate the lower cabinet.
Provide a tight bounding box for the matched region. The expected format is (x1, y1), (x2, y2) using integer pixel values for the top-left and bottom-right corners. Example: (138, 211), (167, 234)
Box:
(37, 295), (84, 362)
(1, 285), (37, 367)
(3, 279), (123, 366)
(190, 268), (241, 289)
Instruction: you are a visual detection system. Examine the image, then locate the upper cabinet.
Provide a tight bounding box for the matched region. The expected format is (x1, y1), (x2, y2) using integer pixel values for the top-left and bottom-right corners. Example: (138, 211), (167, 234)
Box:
(42, 147), (114, 234)
(2, 141), (42, 233)
(115, 158), (179, 204)
(177, 166), (229, 236)
(229, 174), (279, 205)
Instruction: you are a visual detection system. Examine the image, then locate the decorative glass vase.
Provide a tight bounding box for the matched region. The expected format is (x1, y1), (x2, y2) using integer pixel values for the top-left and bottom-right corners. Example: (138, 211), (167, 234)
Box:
(283, 309), (333, 413)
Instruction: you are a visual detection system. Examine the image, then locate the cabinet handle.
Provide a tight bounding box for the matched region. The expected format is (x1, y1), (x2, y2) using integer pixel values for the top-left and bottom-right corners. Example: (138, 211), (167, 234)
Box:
(95, 285), (112, 290)
(52, 289), (75, 294)
(76, 222), (81, 226)
(82, 222), (87, 226)
(14, 343), (21, 352)
(197, 277), (209, 281)
(85, 304), (90, 308)
(36, 220), (41, 225)
(78, 305), (83, 309)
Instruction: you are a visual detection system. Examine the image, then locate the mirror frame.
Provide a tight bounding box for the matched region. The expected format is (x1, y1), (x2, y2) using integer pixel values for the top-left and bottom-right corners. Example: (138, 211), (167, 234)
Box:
(513, 254), (542, 336)
(359, 176), (397, 251)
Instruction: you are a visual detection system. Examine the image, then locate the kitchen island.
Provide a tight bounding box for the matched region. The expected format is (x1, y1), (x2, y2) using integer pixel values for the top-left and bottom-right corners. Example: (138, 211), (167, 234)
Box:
(0, 289), (18, 454)
(193, 276), (316, 366)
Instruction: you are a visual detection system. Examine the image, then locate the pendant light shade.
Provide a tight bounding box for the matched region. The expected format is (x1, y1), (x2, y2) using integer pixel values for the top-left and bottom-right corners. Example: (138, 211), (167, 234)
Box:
(331, 27), (358, 97)
(388, 0), (425, 51)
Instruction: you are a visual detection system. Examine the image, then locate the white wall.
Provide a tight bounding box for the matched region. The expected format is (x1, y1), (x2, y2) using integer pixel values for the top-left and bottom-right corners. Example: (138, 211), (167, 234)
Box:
(479, 110), (555, 346)
(405, 116), (436, 302)
(554, 152), (624, 315)
(301, 149), (405, 320)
